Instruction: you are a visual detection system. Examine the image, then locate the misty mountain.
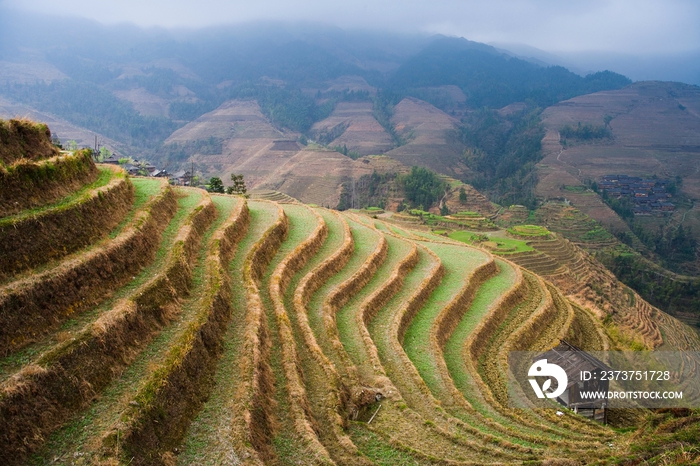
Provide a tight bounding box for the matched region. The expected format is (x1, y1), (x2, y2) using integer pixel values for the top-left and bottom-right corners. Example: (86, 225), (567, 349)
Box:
(390, 37), (631, 108)
(0, 8), (633, 166)
(558, 50), (700, 86)
(0, 9), (428, 86)
(488, 42), (700, 87)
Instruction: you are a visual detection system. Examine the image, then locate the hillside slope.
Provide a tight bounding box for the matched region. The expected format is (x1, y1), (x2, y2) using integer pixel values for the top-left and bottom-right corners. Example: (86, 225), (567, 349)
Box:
(536, 82), (700, 253)
(2, 122), (699, 464)
(0, 96), (128, 156)
(310, 102), (393, 156)
(385, 97), (469, 178)
(165, 99), (406, 207)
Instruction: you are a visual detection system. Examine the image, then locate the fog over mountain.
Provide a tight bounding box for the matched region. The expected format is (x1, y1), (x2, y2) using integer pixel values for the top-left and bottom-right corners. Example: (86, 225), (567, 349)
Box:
(1, 0), (698, 85)
(491, 42), (700, 86)
(3, 0), (698, 53)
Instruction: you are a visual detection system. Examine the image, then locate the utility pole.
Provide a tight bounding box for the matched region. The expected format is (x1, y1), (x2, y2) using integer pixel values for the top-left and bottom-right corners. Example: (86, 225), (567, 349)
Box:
(352, 177), (356, 209)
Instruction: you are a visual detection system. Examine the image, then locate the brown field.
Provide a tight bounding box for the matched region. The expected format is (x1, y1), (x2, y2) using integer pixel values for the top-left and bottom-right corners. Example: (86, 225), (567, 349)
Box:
(169, 100), (406, 207)
(166, 99), (298, 188)
(386, 97), (469, 177)
(310, 102), (393, 156)
(163, 95), (478, 208)
(112, 87), (172, 118)
(165, 99), (285, 144)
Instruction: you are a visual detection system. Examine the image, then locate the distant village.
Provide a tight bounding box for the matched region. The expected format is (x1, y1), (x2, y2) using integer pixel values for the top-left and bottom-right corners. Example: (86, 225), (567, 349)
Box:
(101, 155), (195, 186)
(55, 136), (200, 186)
(599, 174), (675, 216)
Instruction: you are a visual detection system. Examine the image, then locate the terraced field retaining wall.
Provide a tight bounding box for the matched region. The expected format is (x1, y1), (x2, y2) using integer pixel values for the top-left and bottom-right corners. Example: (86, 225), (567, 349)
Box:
(434, 258), (498, 349)
(357, 239), (419, 390)
(322, 224), (388, 414)
(291, 211), (356, 439)
(237, 205), (289, 462)
(0, 168), (134, 278)
(467, 264), (527, 361)
(0, 192), (217, 465)
(506, 277), (556, 354)
(397, 247), (445, 343)
(111, 199), (250, 464)
(0, 149), (98, 216)
(269, 208), (334, 461)
(0, 119), (59, 164)
(361, 242), (419, 327)
(0, 183), (177, 355)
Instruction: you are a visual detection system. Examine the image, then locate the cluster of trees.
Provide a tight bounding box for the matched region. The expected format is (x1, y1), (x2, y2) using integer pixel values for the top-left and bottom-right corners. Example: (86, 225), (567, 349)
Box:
(372, 90), (406, 147)
(332, 144), (361, 160)
(398, 166), (448, 210)
(337, 171), (396, 210)
(207, 173), (247, 196)
(336, 167), (448, 212)
(651, 224), (697, 265)
(315, 123), (348, 145)
(460, 105), (544, 208)
(459, 187), (467, 203)
(616, 224), (698, 270)
(560, 123), (612, 141)
(3, 81), (177, 149)
(600, 253), (700, 316)
(602, 191), (635, 220)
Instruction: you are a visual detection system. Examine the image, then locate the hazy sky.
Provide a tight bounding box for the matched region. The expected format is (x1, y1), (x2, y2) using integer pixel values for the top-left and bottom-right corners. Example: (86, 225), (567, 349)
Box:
(3, 0), (699, 55)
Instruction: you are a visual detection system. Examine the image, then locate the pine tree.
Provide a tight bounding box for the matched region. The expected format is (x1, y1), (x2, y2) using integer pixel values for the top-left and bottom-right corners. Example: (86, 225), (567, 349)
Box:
(226, 173), (247, 196)
(459, 187), (467, 203)
(208, 177), (225, 193)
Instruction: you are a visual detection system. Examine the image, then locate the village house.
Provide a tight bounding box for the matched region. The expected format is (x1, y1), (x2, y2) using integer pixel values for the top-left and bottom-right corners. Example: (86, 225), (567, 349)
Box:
(170, 170), (194, 185)
(534, 341), (610, 423)
(601, 174), (674, 215)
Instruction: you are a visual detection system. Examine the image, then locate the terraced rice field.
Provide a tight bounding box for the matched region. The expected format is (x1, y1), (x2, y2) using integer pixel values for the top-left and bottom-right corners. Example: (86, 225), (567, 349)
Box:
(3, 144), (700, 464)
